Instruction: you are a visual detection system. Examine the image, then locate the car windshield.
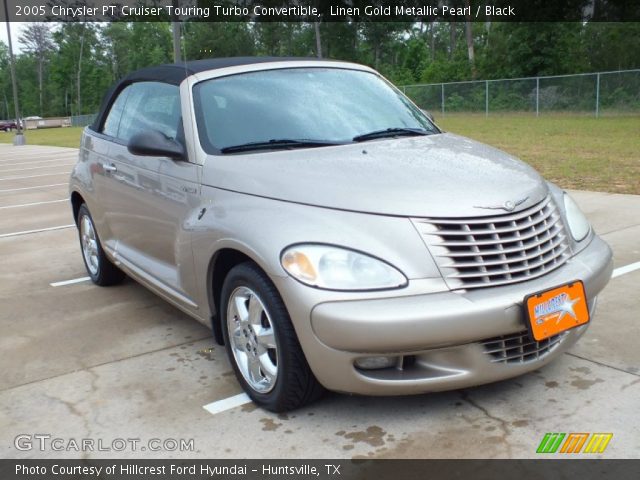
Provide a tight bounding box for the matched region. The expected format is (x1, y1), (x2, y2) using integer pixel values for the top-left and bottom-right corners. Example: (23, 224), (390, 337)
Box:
(193, 67), (439, 154)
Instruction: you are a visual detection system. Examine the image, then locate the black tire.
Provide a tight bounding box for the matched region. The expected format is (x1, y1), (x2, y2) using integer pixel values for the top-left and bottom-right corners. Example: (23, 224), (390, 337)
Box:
(77, 204), (125, 286)
(220, 262), (324, 412)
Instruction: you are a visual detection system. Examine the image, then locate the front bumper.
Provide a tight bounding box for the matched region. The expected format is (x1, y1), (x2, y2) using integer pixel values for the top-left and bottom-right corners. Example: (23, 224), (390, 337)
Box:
(274, 235), (613, 395)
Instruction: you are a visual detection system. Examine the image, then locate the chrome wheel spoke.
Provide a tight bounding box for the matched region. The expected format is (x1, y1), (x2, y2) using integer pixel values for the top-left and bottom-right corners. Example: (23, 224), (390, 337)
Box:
(232, 328), (246, 352)
(256, 328), (276, 350)
(258, 352), (277, 379)
(235, 351), (249, 374)
(227, 299), (240, 324)
(248, 357), (262, 383)
(233, 295), (249, 325)
(90, 254), (99, 271)
(247, 294), (263, 326)
(81, 216), (90, 236)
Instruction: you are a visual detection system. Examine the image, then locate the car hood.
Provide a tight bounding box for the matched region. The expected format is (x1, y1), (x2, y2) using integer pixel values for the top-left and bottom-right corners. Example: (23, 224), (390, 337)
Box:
(203, 133), (548, 218)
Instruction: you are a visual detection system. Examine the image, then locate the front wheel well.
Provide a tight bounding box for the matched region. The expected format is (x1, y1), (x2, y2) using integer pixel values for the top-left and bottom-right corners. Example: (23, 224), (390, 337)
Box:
(70, 191), (85, 225)
(209, 249), (255, 345)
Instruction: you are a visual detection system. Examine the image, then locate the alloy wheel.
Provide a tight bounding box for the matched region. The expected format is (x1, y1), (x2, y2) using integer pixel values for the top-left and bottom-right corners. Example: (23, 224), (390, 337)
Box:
(80, 215), (99, 276)
(226, 286), (279, 393)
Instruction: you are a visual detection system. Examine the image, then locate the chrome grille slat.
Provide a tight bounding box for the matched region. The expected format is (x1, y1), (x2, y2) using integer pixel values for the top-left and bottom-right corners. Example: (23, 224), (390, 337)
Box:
(436, 233), (566, 258)
(450, 270), (564, 290)
(413, 196), (570, 290)
(434, 207), (555, 236)
(433, 217), (562, 247)
(482, 336), (538, 348)
(482, 330), (567, 364)
(480, 331), (529, 346)
(449, 244), (569, 278)
(490, 343), (564, 362)
(444, 240), (567, 268)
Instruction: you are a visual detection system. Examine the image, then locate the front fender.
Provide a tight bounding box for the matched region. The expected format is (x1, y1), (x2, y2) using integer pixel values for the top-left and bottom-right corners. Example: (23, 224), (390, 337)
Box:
(189, 185), (445, 321)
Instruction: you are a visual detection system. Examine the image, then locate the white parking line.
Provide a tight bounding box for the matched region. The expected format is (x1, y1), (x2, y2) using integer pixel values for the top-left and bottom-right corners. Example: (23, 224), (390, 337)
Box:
(0, 172), (69, 181)
(0, 183), (67, 193)
(0, 157), (76, 167)
(203, 393), (251, 415)
(0, 163), (74, 173)
(50, 277), (91, 287)
(612, 261), (640, 278)
(199, 260), (640, 416)
(0, 199), (68, 209)
(0, 224), (75, 239)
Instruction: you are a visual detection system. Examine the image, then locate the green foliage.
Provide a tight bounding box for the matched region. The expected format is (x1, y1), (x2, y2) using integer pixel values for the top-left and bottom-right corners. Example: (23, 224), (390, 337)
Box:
(15, 55), (39, 116)
(0, 42), (9, 119)
(478, 23), (587, 78)
(44, 23), (113, 116)
(102, 22), (173, 79)
(584, 22), (640, 72)
(184, 22), (256, 59)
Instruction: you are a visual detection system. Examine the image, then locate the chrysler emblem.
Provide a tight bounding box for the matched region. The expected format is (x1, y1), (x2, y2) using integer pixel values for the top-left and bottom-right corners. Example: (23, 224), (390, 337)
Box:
(474, 196), (529, 212)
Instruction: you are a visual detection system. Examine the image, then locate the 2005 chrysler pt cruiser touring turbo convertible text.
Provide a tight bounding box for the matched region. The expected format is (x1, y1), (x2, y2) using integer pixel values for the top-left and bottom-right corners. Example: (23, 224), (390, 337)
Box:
(69, 58), (613, 412)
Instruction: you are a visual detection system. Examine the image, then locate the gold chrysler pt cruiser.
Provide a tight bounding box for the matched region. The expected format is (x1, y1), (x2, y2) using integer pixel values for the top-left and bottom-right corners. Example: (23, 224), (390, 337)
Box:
(69, 57), (613, 411)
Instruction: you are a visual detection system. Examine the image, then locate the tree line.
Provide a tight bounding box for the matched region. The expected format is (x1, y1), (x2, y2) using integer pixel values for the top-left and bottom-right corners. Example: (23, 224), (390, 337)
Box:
(0, 21), (638, 119)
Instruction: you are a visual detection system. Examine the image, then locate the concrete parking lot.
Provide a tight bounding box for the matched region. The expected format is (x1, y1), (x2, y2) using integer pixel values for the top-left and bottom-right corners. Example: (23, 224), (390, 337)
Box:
(0, 144), (638, 459)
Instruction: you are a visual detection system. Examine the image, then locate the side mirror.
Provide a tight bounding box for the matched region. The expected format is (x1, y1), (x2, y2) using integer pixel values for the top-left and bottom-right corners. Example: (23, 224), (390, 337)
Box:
(421, 109), (435, 123)
(128, 130), (185, 160)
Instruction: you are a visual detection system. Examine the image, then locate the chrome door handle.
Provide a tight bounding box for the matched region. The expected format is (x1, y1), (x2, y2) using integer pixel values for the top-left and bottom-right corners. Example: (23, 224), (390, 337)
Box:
(102, 163), (117, 173)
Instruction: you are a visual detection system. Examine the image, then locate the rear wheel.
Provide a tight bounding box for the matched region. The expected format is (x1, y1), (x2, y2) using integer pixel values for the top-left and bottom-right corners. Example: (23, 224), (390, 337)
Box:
(77, 204), (125, 286)
(220, 262), (324, 412)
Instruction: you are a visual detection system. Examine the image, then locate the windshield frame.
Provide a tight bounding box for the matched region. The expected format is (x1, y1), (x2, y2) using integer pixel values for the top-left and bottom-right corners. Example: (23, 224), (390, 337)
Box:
(191, 63), (440, 156)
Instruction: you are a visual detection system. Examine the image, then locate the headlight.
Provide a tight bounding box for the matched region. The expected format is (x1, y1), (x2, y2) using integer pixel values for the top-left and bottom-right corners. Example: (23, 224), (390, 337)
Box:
(563, 193), (591, 242)
(280, 244), (407, 291)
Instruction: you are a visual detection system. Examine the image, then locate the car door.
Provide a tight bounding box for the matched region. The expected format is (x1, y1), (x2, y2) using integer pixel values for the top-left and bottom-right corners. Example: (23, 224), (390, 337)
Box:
(85, 85), (132, 248)
(99, 81), (201, 310)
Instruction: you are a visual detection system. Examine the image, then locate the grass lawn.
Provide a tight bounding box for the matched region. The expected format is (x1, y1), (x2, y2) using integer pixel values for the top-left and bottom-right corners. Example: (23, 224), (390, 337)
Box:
(0, 126), (84, 149)
(438, 114), (640, 195)
(2, 116), (638, 194)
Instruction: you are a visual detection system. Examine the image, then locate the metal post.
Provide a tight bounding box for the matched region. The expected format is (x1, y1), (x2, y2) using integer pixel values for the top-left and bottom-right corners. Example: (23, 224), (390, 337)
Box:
(441, 83), (445, 116)
(3, 0), (25, 145)
(536, 77), (540, 117)
(485, 80), (489, 117)
(171, 0), (181, 62)
(172, 22), (181, 62)
(595, 73), (600, 118)
(314, 21), (322, 58)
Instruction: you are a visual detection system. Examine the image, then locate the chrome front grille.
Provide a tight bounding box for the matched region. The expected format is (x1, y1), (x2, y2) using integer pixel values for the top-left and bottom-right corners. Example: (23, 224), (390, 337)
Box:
(413, 196), (570, 289)
(481, 330), (567, 364)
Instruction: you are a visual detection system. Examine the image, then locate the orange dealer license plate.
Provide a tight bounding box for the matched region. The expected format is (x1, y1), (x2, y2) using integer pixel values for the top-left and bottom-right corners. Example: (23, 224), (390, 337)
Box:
(524, 281), (590, 341)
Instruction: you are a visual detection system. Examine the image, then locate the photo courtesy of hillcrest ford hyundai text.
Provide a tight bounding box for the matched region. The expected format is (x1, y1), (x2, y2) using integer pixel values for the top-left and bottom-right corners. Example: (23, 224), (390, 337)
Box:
(69, 57), (613, 412)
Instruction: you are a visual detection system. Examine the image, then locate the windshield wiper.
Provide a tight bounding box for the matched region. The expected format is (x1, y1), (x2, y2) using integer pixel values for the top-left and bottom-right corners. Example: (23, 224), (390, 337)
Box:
(353, 127), (430, 142)
(220, 139), (344, 154)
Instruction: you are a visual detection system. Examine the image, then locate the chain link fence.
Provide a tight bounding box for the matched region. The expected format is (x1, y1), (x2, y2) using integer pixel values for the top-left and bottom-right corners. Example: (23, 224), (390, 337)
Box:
(70, 113), (97, 127)
(401, 69), (640, 117)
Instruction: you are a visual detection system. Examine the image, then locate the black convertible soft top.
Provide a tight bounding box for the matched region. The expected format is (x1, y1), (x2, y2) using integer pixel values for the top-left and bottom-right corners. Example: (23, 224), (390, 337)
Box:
(91, 56), (338, 132)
